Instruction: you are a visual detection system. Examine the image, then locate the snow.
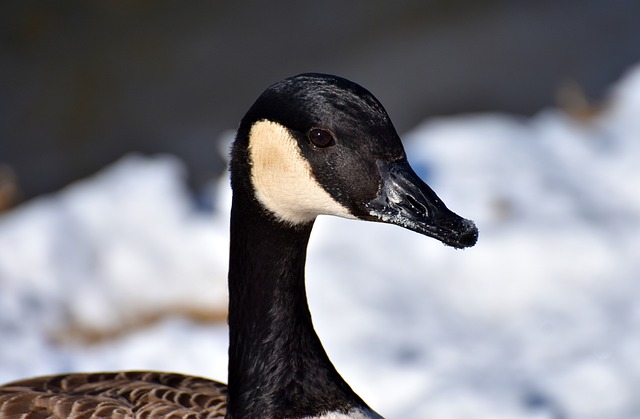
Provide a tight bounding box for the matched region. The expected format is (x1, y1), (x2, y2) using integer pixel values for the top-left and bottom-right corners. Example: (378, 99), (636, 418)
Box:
(2, 64), (640, 418)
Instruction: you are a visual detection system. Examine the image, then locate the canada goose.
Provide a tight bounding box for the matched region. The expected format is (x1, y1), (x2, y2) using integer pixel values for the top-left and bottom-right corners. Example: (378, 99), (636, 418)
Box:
(0, 73), (477, 418)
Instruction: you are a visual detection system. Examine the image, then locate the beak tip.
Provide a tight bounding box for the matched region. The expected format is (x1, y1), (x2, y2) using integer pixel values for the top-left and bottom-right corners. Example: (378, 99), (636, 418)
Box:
(449, 218), (478, 249)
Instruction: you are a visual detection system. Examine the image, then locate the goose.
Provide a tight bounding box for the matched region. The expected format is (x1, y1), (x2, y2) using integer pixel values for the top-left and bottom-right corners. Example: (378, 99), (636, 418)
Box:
(0, 73), (477, 418)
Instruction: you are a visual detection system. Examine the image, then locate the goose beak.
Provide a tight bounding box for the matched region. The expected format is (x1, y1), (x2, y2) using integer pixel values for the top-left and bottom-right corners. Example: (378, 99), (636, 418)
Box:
(365, 160), (478, 249)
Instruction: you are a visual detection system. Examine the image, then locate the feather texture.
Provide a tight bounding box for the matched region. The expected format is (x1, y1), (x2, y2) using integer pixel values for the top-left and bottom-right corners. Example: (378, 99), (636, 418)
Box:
(0, 371), (227, 418)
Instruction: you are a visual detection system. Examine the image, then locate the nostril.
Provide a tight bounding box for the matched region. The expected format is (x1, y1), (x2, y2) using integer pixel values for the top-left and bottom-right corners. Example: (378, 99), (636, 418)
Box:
(405, 195), (427, 215)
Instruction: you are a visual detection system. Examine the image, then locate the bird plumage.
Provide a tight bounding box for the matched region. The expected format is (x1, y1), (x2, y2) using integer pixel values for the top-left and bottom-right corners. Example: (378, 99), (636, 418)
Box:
(0, 371), (227, 418)
(0, 73), (477, 419)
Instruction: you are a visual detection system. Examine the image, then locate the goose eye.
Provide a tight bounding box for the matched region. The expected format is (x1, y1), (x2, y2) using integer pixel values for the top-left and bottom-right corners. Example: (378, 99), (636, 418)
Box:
(307, 128), (335, 148)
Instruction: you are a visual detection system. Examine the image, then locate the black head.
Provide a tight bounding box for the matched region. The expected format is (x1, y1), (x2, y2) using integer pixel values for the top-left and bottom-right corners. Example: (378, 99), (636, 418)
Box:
(231, 73), (477, 248)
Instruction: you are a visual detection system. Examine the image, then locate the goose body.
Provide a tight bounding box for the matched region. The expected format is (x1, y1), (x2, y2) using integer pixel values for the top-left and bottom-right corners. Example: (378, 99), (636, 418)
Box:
(0, 74), (477, 418)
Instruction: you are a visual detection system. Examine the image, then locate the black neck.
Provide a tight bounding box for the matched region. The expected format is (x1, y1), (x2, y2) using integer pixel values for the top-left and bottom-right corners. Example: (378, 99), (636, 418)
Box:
(226, 193), (370, 418)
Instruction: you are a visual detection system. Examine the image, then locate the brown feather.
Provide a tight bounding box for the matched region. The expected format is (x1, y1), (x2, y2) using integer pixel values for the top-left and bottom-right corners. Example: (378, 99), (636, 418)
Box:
(0, 371), (227, 419)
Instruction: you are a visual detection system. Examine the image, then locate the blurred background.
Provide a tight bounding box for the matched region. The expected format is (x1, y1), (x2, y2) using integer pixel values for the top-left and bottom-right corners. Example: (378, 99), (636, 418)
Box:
(1, 1), (640, 418)
(2, 0), (639, 206)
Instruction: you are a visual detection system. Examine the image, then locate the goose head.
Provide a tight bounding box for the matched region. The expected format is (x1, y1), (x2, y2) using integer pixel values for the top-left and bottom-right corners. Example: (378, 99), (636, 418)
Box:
(231, 73), (477, 249)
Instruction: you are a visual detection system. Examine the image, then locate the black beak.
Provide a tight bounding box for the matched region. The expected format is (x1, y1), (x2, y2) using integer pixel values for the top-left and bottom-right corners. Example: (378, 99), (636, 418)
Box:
(365, 159), (478, 249)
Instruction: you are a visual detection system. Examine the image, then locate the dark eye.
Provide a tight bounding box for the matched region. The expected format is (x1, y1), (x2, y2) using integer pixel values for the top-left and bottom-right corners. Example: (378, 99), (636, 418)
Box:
(307, 128), (335, 148)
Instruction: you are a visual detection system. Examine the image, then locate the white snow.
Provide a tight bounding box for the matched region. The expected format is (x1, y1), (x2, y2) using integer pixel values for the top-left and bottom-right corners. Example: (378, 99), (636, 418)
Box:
(2, 64), (640, 418)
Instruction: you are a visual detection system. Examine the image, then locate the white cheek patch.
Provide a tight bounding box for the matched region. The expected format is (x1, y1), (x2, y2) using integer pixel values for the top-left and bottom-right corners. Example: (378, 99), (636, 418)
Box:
(248, 120), (355, 225)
